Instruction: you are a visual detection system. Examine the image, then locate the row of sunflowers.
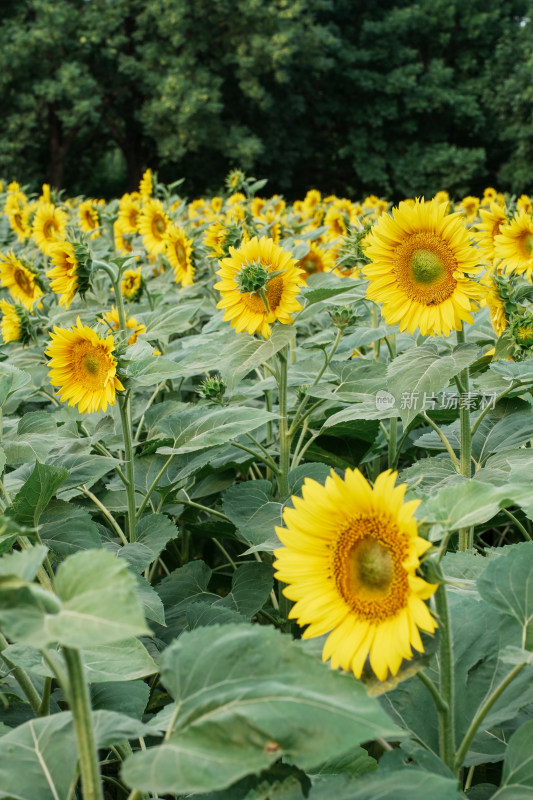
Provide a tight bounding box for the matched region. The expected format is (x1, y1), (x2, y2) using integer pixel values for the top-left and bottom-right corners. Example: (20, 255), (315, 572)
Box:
(0, 169), (532, 800)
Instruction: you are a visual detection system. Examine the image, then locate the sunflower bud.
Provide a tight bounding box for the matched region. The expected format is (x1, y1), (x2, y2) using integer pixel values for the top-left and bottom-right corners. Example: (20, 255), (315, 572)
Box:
(329, 305), (358, 330)
(512, 314), (533, 350)
(199, 375), (226, 403)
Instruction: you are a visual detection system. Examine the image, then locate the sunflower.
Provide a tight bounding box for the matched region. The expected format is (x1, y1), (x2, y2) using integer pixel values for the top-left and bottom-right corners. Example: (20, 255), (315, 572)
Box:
(165, 225), (194, 286)
(118, 193), (141, 234)
(7, 206), (31, 243)
(46, 318), (124, 414)
(113, 219), (134, 255)
(297, 242), (335, 280)
(475, 202), (508, 263)
(139, 168), (153, 199)
(138, 198), (169, 255)
(100, 306), (146, 345)
(121, 267), (143, 301)
(0, 251), (44, 310)
(273, 468), (437, 681)
(214, 236), (304, 338)
(459, 195), (480, 220)
(78, 199), (102, 237)
(0, 300), (30, 344)
(363, 197), (481, 337)
(516, 194), (532, 215)
(32, 202), (68, 255)
(481, 273), (508, 338)
(46, 242), (81, 308)
(494, 211), (533, 279)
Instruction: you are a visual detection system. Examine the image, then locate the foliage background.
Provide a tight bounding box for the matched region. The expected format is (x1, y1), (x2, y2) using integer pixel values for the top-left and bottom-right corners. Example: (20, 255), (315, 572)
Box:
(1, 0), (532, 200)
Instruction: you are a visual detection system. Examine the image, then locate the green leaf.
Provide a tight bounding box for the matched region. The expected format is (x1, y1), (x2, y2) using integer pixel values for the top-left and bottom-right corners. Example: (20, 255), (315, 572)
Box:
(137, 300), (203, 337)
(0, 550), (151, 648)
(220, 324), (296, 393)
(387, 342), (479, 426)
(92, 709), (156, 748)
(9, 462), (68, 528)
(4, 638), (158, 683)
(121, 624), (399, 795)
(421, 480), (532, 531)
(307, 770), (463, 799)
(477, 542), (533, 648)
(300, 273), (361, 306)
(0, 545), (48, 581)
(0, 712), (77, 800)
(39, 501), (102, 555)
(125, 355), (186, 385)
(218, 562), (273, 618)
(91, 681), (150, 718)
(491, 720), (533, 799)
(130, 513), (177, 569)
(157, 407), (277, 455)
(0, 363), (30, 407)
(222, 480), (283, 552)
(50, 453), (119, 493)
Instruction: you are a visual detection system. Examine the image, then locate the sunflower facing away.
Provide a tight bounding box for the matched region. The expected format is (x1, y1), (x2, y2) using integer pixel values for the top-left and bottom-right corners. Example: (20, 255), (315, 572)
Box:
(0, 251), (43, 310)
(0, 300), (30, 344)
(46, 318), (124, 414)
(363, 197), (481, 337)
(274, 468), (437, 681)
(100, 306), (146, 345)
(493, 211), (533, 280)
(214, 236), (304, 337)
(121, 267), (143, 301)
(46, 242), (81, 308)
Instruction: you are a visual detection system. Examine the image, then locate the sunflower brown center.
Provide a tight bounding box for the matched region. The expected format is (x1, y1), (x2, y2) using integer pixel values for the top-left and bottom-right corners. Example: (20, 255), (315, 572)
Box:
(83, 353), (101, 375)
(152, 216), (166, 237)
(15, 269), (31, 294)
(43, 220), (57, 240)
(521, 233), (533, 257)
(332, 512), (409, 621)
(175, 243), (186, 266)
(299, 253), (322, 275)
(394, 232), (457, 306)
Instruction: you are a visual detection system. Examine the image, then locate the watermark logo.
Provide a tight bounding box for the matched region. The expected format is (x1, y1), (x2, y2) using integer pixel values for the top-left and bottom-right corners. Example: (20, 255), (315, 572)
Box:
(374, 389), (498, 411)
(375, 390), (396, 410)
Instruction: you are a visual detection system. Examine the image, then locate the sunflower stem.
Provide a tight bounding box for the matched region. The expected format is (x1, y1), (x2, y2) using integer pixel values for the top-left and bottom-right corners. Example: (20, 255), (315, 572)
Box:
(62, 647), (104, 800)
(435, 583), (456, 773)
(0, 633), (42, 715)
(454, 663), (526, 772)
(456, 326), (473, 550)
(387, 334), (397, 468)
(118, 391), (137, 542)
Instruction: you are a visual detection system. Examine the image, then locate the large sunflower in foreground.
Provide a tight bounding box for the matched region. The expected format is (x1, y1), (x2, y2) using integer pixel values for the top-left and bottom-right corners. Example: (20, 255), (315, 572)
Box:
(214, 236), (304, 337)
(46, 318), (124, 414)
(0, 251), (44, 310)
(363, 197), (481, 337)
(274, 468), (437, 681)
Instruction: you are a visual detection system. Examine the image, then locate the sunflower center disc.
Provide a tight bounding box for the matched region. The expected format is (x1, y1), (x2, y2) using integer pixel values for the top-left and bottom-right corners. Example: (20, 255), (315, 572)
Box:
(83, 354), (102, 376)
(409, 249), (446, 285)
(300, 254), (321, 274)
(351, 538), (394, 591)
(154, 217), (166, 235)
(522, 234), (533, 256)
(176, 244), (186, 265)
(15, 269), (31, 293)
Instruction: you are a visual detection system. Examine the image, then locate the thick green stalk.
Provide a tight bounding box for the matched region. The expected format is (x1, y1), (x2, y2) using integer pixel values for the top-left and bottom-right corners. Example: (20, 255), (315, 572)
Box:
(118, 392), (137, 542)
(435, 583), (456, 773)
(454, 663), (525, 772)
(63, 647), (104, 800)
(0, 634), (42, 715)
(456, 326), (473, 550)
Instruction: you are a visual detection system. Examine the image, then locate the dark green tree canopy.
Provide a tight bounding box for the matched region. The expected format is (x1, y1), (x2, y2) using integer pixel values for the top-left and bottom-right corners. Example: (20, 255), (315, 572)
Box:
(0, 0), (530, 199)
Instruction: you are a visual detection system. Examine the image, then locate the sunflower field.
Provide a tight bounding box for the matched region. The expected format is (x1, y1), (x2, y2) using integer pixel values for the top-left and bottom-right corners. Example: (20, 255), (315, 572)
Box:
(1, 172), (533, 800)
